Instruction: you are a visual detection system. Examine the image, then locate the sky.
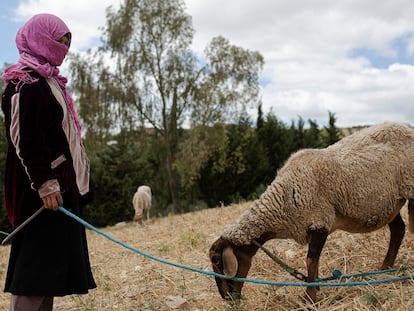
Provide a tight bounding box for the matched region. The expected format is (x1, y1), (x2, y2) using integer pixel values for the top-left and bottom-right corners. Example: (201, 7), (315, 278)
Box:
(1, 0), (414, 128)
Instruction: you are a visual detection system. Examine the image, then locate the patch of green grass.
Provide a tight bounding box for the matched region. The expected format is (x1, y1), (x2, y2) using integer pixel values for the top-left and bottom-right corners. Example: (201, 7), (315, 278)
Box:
(157, 242), (170, 253)
(178, 231), (206, 249)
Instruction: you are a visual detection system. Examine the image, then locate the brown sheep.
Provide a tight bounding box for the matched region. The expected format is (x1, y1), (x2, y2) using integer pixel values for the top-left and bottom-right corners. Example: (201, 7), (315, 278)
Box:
(209, 122), (414, 303)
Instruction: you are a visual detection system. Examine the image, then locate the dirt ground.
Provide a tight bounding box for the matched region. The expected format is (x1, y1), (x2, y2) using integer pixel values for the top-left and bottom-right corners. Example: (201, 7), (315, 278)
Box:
(1, 202), (414, 310)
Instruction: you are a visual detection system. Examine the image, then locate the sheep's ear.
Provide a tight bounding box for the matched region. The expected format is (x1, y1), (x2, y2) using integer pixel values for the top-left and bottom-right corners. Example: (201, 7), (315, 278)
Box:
(222, 246), (238, 277)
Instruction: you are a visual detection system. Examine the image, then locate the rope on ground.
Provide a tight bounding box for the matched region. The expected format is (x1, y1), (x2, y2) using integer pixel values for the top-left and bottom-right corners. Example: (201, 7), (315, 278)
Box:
(4, 206), (403, 287)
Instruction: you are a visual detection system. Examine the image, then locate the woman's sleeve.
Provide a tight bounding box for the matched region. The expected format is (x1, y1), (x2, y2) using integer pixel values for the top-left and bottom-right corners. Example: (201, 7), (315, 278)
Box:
(12, 81), (59, 192)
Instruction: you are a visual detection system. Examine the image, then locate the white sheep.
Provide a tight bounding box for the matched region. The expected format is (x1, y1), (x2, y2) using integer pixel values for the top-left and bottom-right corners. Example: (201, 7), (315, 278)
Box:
(132, 185), (152, 225)
(209, 122), (414, 303)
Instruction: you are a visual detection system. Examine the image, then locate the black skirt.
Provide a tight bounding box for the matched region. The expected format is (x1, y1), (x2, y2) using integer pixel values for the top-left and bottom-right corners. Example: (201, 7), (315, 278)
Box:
(4, 204), (96, 296)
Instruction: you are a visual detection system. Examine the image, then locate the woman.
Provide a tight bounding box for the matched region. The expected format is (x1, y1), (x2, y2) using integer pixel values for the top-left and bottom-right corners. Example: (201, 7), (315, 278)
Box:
(1, 13), (96, 310)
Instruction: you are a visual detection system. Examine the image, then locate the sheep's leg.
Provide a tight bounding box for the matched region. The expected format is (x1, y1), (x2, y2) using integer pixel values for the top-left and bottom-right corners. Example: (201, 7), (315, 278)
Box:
(408, 199), (414, 233)
(305, 228), (328, 303)
(380, 213), (405, 270)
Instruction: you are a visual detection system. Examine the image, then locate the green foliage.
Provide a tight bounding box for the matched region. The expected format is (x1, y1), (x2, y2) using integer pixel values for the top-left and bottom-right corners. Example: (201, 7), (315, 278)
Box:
(167, 110), (341, 210)
(322, 111), (343, 146)
(174, 123), (228, 192)
(198, 116), (270, 206)
(306, 119), (322, 147)
(178, 231), (206, 249)
(193, 36), (264, 126)
(83, 130), (157, 227)
(67, 52), (119, 147)
(256, 113), (292, 180)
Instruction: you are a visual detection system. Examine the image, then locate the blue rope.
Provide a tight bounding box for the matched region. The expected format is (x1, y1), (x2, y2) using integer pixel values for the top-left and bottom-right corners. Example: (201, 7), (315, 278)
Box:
(0, 230), (9, 236)
(317, 267), (412, 282)
(56, 206), (414, 287)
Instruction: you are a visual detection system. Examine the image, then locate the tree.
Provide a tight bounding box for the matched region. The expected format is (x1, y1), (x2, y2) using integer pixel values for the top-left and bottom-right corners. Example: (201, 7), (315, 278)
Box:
(68, 54), (117, 150)
(198, 117), (269, 207)
(256, 112), (291, 179)
(256, 103), (264, 130)
(173, 123), (228, 194)
(305, 119), (322, 148)
(289, 116), (306, 151)
(322, 111), (342, 146)
(69, 0), (263, 213)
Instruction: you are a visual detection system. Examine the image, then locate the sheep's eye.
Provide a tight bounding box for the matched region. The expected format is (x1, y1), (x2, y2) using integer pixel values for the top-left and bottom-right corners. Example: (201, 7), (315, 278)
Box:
(212, 255), (221, 267)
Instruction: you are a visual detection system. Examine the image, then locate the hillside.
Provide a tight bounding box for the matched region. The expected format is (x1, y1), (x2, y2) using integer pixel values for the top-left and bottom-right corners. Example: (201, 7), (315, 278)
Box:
(1, 202), (414, 310)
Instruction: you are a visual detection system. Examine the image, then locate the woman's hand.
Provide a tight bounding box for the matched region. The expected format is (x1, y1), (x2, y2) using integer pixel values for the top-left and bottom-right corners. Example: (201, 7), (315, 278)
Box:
(42, 191), (63, 211)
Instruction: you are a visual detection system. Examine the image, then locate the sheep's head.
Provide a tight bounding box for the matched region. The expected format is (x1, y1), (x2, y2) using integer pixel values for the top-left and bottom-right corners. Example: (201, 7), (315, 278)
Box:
(133, 213), (143, 224)
(209, 237), (257, 300)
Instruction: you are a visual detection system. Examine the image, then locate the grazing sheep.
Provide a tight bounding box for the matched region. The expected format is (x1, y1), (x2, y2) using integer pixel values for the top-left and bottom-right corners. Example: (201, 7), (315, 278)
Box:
(133, 185), (152, 225)
(209, 122), (414, 303)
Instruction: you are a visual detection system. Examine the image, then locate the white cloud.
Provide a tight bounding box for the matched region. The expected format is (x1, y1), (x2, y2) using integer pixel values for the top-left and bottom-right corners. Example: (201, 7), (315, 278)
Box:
(186, 0), (414, 127)
(11, 0), (414, 127)
(14, 0), (122, 51)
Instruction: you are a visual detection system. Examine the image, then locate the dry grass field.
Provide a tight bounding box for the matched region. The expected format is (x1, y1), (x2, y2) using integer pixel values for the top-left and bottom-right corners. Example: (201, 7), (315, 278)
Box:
(1, 202), (414, 310)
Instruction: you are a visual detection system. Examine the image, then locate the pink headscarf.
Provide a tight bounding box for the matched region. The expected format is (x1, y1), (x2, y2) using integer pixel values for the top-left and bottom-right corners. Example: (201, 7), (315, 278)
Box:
(2, 13), (82, 133)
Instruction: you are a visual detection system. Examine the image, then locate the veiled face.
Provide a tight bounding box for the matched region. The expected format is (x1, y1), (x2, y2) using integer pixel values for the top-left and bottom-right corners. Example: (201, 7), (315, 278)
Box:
(16, 13), (71, 66)
(209, 237), (254, 300)
(57, 33), (71, 47)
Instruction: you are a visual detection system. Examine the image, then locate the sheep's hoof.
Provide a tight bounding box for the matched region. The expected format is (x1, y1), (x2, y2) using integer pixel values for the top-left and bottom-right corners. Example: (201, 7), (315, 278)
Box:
(379, 263), (393, 270)
(225, 291), (243, 301)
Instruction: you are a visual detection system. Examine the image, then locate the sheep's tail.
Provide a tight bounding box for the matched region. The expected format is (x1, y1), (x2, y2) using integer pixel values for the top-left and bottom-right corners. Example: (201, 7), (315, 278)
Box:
(408, 199), (414, 233)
